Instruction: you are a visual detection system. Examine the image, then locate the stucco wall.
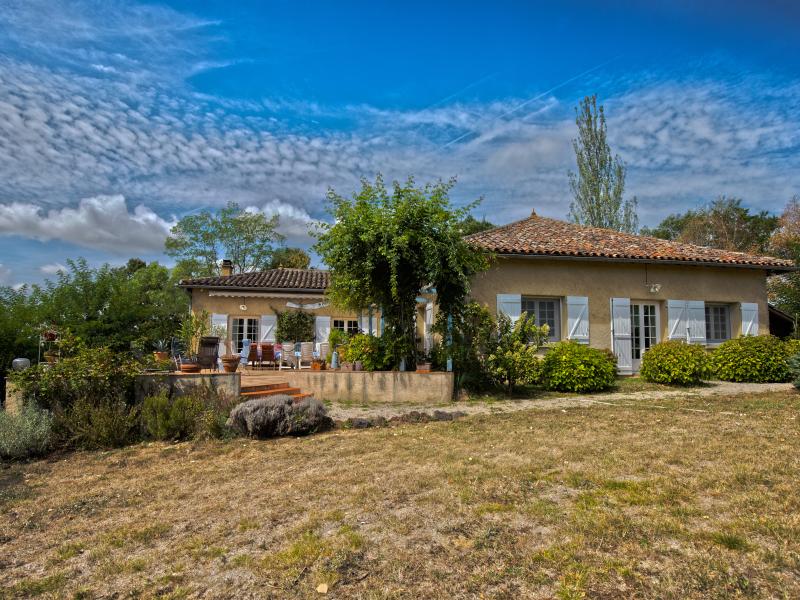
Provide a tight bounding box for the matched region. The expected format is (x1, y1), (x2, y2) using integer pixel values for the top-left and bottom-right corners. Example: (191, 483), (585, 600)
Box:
(134, 372), (241, 404)
(278, 370), (454, 405)
(469, 257), (769, 350)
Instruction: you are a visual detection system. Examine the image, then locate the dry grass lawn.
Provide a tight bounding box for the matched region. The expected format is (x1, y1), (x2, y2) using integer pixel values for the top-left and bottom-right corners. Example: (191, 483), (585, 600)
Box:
(2, 390), (799, 599)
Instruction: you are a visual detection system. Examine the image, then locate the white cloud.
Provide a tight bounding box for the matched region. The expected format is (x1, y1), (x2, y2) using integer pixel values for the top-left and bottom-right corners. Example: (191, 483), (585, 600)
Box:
(39, 262), (68, 275)
(0, 195), (174, 253)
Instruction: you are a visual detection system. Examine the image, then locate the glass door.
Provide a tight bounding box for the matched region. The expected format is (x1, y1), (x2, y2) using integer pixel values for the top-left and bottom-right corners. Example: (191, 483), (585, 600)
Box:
(231, 318), (259, 354)
(630, 303), (658, 371)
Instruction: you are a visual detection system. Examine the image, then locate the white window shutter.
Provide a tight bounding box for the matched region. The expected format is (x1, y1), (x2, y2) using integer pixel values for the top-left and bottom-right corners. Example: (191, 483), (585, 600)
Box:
(686, 300), (706, 345)
(566, 296), (589, 344)
(496, 294), (522, 323)
(611, 297), (632, 374)
(315, 316), (331, 342)
(667, 300), (688, 340)
(741, 303), (759, 336)
(360, 315), (370, 335)
(211, 313), (229, 356)
(260, 315), (277, 343)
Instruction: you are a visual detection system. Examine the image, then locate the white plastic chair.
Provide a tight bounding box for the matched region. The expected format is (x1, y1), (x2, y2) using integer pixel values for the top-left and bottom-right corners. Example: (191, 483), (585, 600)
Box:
(278, 342), (295, 370)
(298, 342), (314, 369)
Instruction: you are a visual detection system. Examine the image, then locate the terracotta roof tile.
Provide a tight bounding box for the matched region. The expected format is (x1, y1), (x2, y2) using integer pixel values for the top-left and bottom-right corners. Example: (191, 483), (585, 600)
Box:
(179, 268), (329, 291)
(465, 214), (794, 270)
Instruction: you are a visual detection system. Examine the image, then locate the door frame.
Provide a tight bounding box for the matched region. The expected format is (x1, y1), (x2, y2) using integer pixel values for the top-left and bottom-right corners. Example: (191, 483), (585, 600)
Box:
(630, 301), (661, 372)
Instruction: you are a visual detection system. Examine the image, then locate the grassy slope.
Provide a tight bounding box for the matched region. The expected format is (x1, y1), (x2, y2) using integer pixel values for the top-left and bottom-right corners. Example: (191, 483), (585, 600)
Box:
(1, 391), (799, 599)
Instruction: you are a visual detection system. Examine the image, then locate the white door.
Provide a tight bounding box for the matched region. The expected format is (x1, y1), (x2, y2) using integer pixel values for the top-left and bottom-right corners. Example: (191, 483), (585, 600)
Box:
(630, 303), (659, 372)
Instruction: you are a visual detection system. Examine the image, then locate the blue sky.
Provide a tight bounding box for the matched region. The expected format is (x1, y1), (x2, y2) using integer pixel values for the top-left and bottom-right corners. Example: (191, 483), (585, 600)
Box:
(0, 0), (799, 286)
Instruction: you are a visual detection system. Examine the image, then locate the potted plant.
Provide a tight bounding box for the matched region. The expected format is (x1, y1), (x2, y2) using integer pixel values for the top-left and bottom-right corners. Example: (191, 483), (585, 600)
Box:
(153, 339), (170, 362)
(220, 354), (240, 373)
(416, 361), (432, 373)
(43, 350), (58, 364)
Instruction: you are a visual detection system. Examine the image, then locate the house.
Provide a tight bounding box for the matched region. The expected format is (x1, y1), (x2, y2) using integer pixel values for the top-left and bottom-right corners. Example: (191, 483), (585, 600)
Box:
(178, 261), (379, 354)
(466, 210), (794, 373)
(180, 211), (794, 373)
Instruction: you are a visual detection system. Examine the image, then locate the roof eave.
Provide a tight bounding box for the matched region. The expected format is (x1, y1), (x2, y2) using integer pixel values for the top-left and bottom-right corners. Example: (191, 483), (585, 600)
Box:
(487, 251), (796, 272)
(177, 283), (327, 294)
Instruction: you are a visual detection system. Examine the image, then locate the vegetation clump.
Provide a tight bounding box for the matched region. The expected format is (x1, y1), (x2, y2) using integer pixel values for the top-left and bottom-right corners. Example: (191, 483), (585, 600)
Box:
(484, 313), (549, 395)
(0, 403), (53, 460)
(639, 340), (710, 386)
(540, 341), (617, 393)
(710, 335), (795, 383)
(226, 395), (333, 438)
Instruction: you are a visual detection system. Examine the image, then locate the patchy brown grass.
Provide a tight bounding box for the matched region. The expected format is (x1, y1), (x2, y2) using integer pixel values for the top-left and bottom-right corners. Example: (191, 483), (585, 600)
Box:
(1, 391), (799, 599)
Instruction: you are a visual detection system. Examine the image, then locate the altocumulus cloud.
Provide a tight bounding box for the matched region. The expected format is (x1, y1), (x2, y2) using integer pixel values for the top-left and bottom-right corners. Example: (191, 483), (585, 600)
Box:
(0, 195), (174, 254)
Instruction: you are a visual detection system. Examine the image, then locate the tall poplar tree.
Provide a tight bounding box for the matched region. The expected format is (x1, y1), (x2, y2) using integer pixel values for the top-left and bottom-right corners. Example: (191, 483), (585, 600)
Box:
(568, 95), (638, 233)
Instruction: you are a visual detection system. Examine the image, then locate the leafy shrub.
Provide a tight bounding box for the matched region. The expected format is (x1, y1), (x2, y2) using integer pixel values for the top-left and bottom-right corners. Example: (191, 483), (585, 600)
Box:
(226, 395), (333, 438)
(0, 403), (53, 460)
(789, 353), (800, 389)
(56, 397), (140, 450)
(710, 335), (794, 383)
(142, 392), (204, 441)
(431, 302), (494, 391)
(485, 312), (549, 395)
(540, 341), (617, 393)
(639, 340), (711, 386)
(344, 334), (392, 371)
(10, 347), (142, 412)
(276, 310), (315, 343)
(327, 328), (349, 362)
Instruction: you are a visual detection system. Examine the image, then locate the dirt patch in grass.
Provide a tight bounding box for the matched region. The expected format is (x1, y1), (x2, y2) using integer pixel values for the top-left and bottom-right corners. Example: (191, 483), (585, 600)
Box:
(1, 390), (799, 598)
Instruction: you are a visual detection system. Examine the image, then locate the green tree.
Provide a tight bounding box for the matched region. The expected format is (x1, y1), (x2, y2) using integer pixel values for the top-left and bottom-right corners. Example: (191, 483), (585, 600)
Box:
(568, 95), (638, 232)
(314, 175), (489, 368)
(459, 215), (495, 236)
(768, 197), (800, 320)
(485, 312), (550, 395)
(165, 202), (284, 276)
(269, 247), (311, 269)
(643, 197), (778, 253)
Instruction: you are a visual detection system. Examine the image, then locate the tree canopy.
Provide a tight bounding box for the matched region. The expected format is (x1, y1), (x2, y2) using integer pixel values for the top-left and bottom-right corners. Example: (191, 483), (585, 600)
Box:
(642, 196), (778, 254)
(165, 202), (284, 277)
(458, 215), (495, 236)
(313, 175), (489, 367)
(568, 95), (638, 233)
(768, 197), (800, 319)
(269, 247), (311, 269)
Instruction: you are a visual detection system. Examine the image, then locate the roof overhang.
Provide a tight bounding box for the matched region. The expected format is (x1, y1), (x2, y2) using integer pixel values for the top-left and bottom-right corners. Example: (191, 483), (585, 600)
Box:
(490, 252), (797, 274)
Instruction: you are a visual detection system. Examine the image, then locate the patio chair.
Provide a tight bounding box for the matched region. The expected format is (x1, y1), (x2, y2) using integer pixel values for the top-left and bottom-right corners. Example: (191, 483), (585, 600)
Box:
(246, 342), (259, 369)
(318, 342), (330, 363)
(278, 342), (295, 370)
(298, 342), (314, 369)
(259, 343), (277, 369)
(240, 339), (252, 368)
(197, 336), (220, 371)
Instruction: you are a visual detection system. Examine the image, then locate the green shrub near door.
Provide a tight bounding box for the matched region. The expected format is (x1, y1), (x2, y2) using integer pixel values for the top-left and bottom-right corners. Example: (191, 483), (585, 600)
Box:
(639, 340), (711, 386)
(540, 341), (617, 393)
(710, 335), (795, 383)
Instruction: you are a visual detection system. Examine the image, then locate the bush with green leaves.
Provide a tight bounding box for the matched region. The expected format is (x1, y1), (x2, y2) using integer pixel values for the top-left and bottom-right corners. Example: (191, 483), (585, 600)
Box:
(10, 346), (142, 412)
(276, 310), (315, 342)
(710, 335), (794, 383)
(0, 403), (53, 460)
(639, 340), (711, 386)
(789, 352), (800, 389)
(540, 341), (617, 393)
(343, 333), (393, 371)
(57, 397), (141, 450)
(485, 312), (549, 395)
(142, 392), (204, 441)
(431, 301), (494, 391)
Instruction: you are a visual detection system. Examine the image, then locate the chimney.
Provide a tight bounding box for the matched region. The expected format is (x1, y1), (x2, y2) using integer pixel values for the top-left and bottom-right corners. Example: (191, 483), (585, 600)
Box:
(220, 259), (233, 277)
(530, 208), (537, 217)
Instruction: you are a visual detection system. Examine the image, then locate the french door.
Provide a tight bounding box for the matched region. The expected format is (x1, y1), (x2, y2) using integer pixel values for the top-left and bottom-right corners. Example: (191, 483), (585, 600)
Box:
(630, 303), (659, 371)
(231, 318), (259, 354)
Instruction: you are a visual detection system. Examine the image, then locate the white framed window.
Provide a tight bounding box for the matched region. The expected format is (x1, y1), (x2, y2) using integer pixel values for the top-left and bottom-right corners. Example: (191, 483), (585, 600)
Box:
(705, 304), (731, 343)
(231, 317), (259, 353)
(521, 297), (561, 341)
(333, 319), (359, 335)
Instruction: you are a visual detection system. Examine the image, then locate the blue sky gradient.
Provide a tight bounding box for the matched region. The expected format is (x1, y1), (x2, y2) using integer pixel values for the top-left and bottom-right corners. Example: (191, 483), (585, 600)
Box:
(0, 0), (799, 286)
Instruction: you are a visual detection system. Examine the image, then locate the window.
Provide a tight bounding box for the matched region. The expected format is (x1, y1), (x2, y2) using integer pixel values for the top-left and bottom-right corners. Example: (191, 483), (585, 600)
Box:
(333, 319), (359, 335)
(231, 317), (259, 353)
(705, 304), (730, 343)
(521, 297), (561, 340)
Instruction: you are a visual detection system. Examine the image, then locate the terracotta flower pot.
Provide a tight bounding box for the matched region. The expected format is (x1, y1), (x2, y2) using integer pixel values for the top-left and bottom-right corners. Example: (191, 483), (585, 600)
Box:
(180, 363), (201, 374)
(221, 355), (240, 373)
(43, 351), (58, 364)
(153, 351), (170, 362)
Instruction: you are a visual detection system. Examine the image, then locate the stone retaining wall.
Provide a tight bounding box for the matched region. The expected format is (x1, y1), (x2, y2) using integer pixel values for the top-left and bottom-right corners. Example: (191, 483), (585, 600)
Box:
(134, 372), (240, 404)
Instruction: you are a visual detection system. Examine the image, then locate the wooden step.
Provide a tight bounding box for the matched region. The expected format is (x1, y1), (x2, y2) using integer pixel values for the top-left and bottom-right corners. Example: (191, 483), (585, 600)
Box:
(240, 381), (290, 394)
(240, 386), (302, 398)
